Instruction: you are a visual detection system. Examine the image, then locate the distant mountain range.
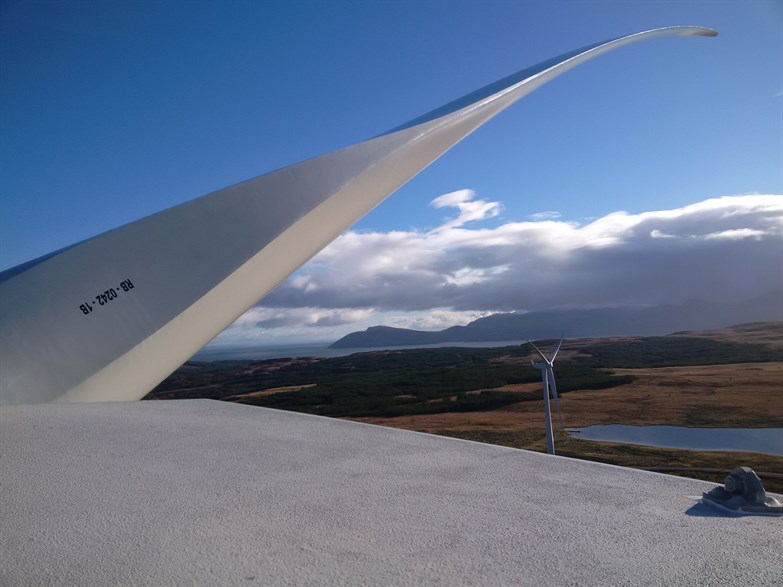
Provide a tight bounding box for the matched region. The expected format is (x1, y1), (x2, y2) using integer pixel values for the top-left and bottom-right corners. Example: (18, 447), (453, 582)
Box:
(330, 292), (783, 348)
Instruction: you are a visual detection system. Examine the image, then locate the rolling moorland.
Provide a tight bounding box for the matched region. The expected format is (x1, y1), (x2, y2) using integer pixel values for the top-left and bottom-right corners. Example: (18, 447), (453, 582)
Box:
(145, 322), (783, 491)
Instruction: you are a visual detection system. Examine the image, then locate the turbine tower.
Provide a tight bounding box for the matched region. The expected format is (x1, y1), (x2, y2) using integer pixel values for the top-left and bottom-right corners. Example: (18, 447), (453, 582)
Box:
(528, 335), (565, 455)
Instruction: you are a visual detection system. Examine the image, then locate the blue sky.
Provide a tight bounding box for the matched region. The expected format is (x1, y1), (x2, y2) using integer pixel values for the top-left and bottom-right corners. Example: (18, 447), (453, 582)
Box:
(1, 1), (781, 344)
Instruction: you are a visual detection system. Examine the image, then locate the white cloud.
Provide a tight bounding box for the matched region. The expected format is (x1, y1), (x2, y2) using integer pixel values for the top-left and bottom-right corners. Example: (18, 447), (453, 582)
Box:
(384, 309), (494, 331)
(430, 189), (501, 230)
(445, 265), (510, 286)
(703, 228), (766, 241)
(213, 192), (783, 344)
(289, 275), (320, 293)
(529, 210), (562, 221)
(214, 306), (376, 344)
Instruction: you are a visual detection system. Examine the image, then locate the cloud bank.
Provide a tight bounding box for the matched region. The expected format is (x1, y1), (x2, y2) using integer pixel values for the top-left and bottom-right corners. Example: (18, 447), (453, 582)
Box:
(213, 192), (783, 344)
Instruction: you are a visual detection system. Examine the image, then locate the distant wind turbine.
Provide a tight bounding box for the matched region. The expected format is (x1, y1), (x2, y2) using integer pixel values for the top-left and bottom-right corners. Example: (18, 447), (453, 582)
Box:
(528, 335), (566, 455)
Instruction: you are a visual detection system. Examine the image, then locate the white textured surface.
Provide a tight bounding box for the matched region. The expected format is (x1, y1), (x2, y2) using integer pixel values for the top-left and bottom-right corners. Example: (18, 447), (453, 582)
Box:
(1, 400), (781, 586)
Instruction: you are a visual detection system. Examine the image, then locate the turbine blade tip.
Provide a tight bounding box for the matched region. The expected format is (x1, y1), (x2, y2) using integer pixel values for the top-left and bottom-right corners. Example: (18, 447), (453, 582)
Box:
(695, 27), (719, 37)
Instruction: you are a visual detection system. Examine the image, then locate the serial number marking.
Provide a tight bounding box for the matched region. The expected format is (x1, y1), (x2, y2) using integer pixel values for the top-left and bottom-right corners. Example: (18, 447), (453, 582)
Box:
(79, 278), (135, 315)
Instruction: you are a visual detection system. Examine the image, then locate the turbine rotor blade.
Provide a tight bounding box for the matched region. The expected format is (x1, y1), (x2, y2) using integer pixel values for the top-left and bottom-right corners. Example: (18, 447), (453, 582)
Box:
(0, 26), (717, 405)
(548, 367), (565, 429)
(527, 340), (549, 364)
(550, 332), (566, 363)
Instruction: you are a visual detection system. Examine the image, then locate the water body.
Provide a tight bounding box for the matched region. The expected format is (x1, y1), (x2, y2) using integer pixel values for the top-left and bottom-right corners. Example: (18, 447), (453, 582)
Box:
(568, 425), (783, 456)
(192, 340), (531, 362)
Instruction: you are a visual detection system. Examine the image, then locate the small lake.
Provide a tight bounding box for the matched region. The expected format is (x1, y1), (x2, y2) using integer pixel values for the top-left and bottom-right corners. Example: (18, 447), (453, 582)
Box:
(567, 425), (783, 456)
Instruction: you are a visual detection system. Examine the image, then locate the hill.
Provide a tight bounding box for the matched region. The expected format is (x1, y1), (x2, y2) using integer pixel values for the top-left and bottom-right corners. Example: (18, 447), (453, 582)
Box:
(330, 293), (783, 348)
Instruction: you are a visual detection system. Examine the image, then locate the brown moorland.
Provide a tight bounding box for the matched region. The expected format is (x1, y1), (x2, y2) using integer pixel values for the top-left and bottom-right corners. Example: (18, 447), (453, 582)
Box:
(351, 361), (783, 491)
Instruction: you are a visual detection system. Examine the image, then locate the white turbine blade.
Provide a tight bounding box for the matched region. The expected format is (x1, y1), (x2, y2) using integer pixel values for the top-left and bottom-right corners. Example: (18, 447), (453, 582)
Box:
(548, 368), (565, 429)
(550, 332), (566, 363)
(0, 26), (717, 405)
(527, 340), (549, 364)
(541, 365), (555, 455)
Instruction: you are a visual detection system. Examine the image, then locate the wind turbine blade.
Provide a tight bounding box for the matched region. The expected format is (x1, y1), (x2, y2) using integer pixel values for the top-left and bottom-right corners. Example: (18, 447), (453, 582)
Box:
(548, 368), (565, 429)
(550, 332), (566, 363)
(541, 367), (555, 455)
(0, 26), (717, 405)
(527, 340), (549, 364)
